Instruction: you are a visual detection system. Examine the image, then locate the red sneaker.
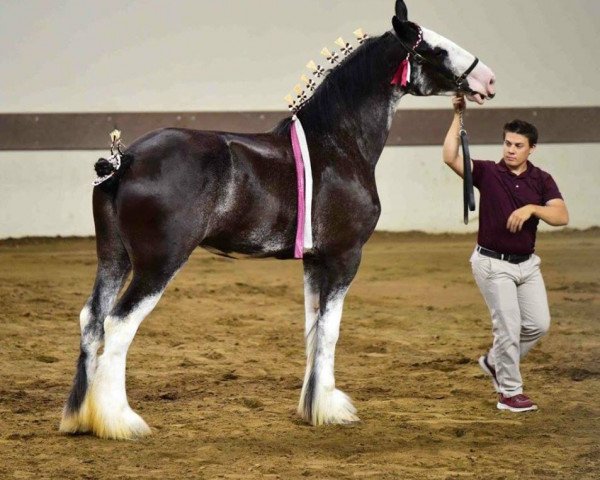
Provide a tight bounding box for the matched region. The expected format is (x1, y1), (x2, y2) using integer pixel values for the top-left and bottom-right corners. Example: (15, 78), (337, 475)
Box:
(497, 394), (538, 412)
(478, 355), (500, 393)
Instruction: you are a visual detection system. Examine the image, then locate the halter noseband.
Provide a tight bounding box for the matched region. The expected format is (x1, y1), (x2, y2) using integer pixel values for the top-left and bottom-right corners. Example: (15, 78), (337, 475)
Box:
(395, 23), (480, 95)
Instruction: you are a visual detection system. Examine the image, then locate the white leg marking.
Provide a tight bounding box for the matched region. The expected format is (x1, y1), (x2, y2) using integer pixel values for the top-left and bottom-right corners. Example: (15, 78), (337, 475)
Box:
(79, 279), (123, 383)
(85, 293), (161, 439)
(300, 286), (359, 425)
(60, 293), (119, 434)
(79, 304), (101, 385)
(299, 273), (320, 415)
(312, 289), (358, 425)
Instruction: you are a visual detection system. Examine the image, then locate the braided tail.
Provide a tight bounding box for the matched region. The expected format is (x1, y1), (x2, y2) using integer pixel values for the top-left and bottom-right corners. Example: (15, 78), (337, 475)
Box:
(94, 158), (116, 177)
(93, 154), (133, 191)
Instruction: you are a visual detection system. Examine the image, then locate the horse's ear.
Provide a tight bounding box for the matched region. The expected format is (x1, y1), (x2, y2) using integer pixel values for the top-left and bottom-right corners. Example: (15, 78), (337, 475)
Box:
(392, 15), (409, 40)
(392, 15), (419, 46)
(395, 0), (409, 21)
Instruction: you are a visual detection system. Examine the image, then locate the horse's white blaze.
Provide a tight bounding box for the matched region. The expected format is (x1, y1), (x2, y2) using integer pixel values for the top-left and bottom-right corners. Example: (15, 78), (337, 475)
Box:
(421, 28), (476, 76)
(421, 27), (495, 101)
(84, 293), (161, 439)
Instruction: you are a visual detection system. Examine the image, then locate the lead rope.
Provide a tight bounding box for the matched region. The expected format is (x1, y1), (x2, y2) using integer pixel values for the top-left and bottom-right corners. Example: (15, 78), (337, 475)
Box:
(459, 109), (476, 224)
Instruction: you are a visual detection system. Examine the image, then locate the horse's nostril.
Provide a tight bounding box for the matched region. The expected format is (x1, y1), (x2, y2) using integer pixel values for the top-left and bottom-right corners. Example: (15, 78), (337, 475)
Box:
(488, 93), (496, 99)
(490, 78), (495, 85)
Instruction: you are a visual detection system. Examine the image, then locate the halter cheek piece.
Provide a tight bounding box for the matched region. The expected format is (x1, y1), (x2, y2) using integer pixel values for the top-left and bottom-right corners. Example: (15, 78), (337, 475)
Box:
(395, 23), (480, 95)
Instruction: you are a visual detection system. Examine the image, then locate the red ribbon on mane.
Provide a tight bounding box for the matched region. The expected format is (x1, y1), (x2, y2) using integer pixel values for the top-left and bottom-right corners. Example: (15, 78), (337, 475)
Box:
(391, 25), (423, 87)
(391, 58), (410, 86)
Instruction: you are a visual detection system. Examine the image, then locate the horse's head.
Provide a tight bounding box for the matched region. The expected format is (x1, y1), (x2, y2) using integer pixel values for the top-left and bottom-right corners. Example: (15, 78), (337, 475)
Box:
(391, 0), (495, 104)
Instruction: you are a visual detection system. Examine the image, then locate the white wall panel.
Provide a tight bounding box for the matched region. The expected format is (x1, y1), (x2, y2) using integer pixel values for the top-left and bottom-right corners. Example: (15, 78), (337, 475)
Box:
(1, 1), (598, 237)
(1, 145), (597, 238)
(1, 0), (599, 112)
(375, 144), (600, 232)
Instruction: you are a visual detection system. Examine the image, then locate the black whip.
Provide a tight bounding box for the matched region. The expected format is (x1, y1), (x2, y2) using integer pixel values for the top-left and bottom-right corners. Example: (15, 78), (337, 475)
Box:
(460, 111), (476, 224)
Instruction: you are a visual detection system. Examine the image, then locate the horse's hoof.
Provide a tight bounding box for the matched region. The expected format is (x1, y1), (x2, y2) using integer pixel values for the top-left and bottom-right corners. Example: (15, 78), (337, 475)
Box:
(88, 403), (151, 440)
(299, 388), (360, 425)
(59, 402), (92, 435)
(61, 392), (149, 440)
(59, 411), (90, 435)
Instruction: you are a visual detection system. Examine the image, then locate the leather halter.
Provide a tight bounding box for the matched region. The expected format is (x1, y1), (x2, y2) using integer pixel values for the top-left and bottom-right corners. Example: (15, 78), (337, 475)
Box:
(396, 23), (480, 95)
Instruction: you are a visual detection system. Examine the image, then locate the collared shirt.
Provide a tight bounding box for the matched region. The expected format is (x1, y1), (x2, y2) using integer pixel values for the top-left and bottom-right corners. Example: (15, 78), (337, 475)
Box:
(472, 159), (563, 255)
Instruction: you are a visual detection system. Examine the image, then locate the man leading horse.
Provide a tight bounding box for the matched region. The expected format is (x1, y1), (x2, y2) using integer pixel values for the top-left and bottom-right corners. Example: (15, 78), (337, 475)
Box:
(443, 95), (569, 412)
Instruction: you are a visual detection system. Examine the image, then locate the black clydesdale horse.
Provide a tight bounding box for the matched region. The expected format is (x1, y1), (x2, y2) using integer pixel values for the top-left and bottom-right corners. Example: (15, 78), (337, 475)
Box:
(61, 0), (495, 439)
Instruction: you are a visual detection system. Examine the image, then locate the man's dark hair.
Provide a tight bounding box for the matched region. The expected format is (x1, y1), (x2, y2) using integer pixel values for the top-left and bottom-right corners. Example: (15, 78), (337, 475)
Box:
(503, 119), (538, 146)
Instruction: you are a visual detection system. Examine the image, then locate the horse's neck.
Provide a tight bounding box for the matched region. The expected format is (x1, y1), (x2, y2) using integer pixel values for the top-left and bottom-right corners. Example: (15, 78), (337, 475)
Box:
(346, 90), (404, 167)
(299, 34), (405, 170)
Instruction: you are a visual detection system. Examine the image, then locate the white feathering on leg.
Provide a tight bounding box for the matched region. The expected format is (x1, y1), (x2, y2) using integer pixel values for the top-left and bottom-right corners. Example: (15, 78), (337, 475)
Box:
(298, 274), (319, 418)
(59, 303), (101, 434)
(300, 287), (359, 425)
(311, 290), (358, 425)
(312, 388), (358, 425)
(85, 294), (160, 439)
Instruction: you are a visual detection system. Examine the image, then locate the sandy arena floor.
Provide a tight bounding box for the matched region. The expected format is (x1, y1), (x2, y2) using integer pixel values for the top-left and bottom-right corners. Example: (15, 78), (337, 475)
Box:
(0, 231), (598, 479)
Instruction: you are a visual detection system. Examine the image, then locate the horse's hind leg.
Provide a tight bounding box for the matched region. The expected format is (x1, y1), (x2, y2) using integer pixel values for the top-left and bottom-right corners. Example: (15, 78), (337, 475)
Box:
(84, 251), (188, 440)
(60, 190), (131, 434)
(298, 249), (362, 425)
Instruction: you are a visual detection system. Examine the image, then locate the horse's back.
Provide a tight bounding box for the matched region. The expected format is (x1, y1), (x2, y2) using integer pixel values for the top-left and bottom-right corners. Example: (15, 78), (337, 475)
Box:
(124, 127), (291, 179)
(111, 127), (297, 258)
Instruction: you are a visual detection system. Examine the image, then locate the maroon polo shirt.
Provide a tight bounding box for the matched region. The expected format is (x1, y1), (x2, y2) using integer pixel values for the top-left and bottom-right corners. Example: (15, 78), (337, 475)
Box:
(472, 159), (563, 255)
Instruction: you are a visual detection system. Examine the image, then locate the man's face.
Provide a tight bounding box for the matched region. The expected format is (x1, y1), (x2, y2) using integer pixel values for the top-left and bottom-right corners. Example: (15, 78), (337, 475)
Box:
(502, 131), (535, 170)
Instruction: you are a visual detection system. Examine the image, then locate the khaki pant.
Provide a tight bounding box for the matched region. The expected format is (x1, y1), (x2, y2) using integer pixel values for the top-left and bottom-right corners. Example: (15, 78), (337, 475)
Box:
(470, 248), (551, 396)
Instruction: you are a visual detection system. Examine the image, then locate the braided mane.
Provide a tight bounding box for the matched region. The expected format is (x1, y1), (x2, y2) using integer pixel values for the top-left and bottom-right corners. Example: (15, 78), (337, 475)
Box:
(274, 32), (401, 134)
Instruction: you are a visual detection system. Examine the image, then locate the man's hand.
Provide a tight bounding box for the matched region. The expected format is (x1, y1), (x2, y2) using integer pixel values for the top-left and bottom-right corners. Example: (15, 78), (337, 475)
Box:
(443, 96), (468, 177)
(452, 95), (466, 114)
(507, 205), (534, 233)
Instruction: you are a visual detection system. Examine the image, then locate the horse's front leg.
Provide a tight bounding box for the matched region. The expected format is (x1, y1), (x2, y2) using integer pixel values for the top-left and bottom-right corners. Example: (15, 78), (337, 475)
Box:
(298, 250), (362, 425)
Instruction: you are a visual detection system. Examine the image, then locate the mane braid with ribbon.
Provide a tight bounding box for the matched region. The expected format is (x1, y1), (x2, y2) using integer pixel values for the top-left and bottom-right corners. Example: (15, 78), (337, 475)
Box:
(391, 24), (423, 87)
(285, 28), (369, 115)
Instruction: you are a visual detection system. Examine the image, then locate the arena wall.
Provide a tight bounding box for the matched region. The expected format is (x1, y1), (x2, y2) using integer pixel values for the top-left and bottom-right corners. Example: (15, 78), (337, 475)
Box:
(1, 0), (598, 238)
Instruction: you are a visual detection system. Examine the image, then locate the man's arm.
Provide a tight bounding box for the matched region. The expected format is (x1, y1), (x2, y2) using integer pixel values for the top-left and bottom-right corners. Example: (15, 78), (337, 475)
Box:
(506, 199), (570, 233)
(442, 96), (469, 178)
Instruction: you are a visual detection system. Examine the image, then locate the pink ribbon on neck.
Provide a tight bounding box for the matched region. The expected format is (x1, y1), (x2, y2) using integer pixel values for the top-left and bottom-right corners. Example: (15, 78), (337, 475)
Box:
(290, 121), (306, 259)
(391, 26), (422, 87)
(391, 58), (411, 87)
